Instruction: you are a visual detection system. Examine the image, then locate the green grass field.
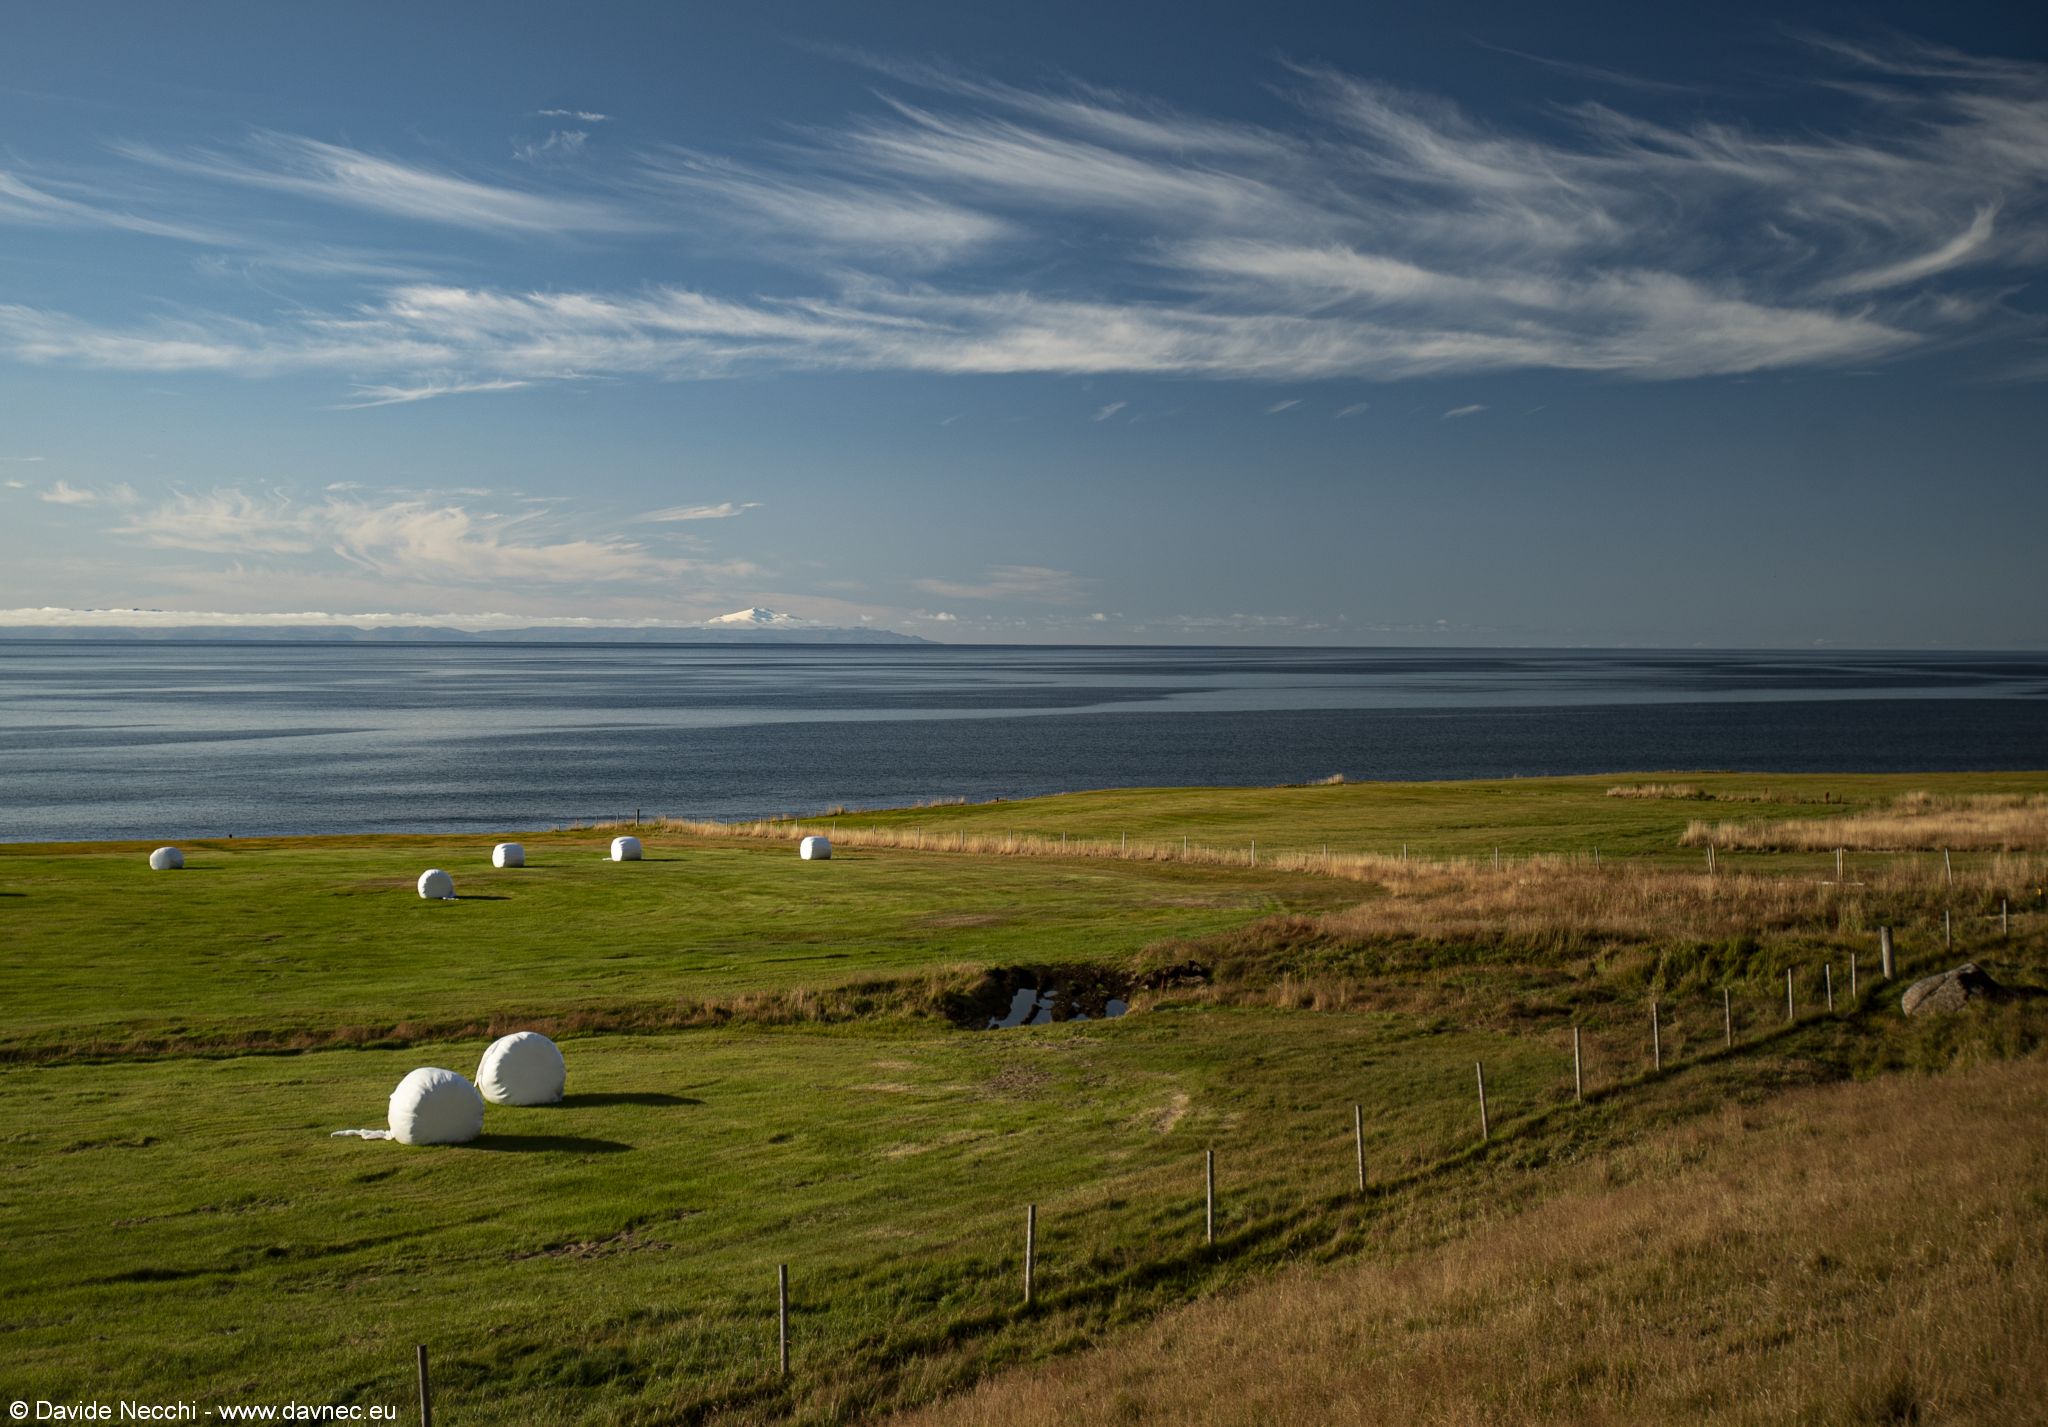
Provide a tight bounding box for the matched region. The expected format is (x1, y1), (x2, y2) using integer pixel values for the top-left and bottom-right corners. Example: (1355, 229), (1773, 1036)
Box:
(4, 772), (2045, 1425)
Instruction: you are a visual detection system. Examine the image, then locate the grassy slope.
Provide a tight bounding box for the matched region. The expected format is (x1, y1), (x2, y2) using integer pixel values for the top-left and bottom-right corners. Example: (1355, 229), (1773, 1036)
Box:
(3, 773), (2046, 1425)
(896, 1053), (2048, 1427)
(814, 770), (2048, 863)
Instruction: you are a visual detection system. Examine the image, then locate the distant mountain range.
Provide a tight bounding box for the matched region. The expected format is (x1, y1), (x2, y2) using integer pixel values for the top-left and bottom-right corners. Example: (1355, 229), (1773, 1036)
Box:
(0, 608), (932, 645)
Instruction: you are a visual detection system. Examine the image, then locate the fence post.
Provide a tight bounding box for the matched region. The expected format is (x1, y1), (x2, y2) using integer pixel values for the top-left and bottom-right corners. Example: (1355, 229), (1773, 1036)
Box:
(1880, 926), (1894, 980)
(2003, 900), (2009, 935)
(1204, 1150), (1216, 1246)
(416, 1345), (432, 1427)
(1354, 1104), (1366, 1191)
(1475, 1062), (1490, 1142)
(1572, 1026), (1583, 1104)
(1023, 1205), (1036, 1306)
(1825, 964), (1834, 1012)
(1651, 1001), (1661, 1072)
(1786, 968), (1795, 1022)
(1945, 908), (1953, 949)
(778, 1264), (790, 1375)
(1944, 849), (1953, 886)
(1723, 987), (1732, 1047)
(1850, 953), (1857, 1000)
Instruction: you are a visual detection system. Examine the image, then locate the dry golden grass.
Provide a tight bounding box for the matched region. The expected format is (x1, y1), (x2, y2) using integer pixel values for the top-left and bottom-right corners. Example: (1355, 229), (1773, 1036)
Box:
(1606, 781), (1710, 799)
(1684, 793), (2048, 852)
(640, 815), (2042, 975)
(642, 815), (1398, 881)
(896, 1054), (2048, 1427)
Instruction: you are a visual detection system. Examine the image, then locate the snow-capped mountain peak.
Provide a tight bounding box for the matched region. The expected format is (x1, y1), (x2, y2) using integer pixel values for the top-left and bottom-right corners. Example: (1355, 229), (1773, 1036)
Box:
(708, 606), (813, 628)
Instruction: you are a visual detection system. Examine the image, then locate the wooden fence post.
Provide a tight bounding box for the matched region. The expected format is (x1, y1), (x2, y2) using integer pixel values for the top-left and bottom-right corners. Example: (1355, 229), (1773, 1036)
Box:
(1354, 1104), (1366, 1191)
(1880, 926), (1894, 980)
(1850, 953), (1858, 1000)
(1945, 908), (1953, 949)
(1786, 968), (1795, 1022)
(1204, 1150), (1216, 1246)
(1825, 964), (1834, 1012)
(1023, 1205), (1036, 1306)
(1651, 1001), (1661, 1072)
(416, 1345), (432, 1427)
(1572, 1026), (1583, 1104)
(778, 1264), (790, 1375)
(1475, 1062), (1490, 1142)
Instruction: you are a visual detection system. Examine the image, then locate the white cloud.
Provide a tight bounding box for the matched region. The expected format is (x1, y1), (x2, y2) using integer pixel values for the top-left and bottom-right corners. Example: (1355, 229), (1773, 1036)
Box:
(338, 378), (532, 408)
(2, 454), (47, 462)
(116, 132), (635, 234)
(40, 480), (100, 505)
(0, 606), (740, 632)
(1093, 400), (1127, 420)
(0, 169), (232, 246)
(1335, 402), (1369, 417)
(640, 501), (760, 522)
(913, 564), (1084, 602)
(98, 487), (746, 585)
(537, 109), (611, 123)
(0, 38), (2038, 394)
(638, 149), (1011, 263)
(1265, 398), (1300, 413)
(1442, 403), (1487, 418)
(514, 130), (590, 164)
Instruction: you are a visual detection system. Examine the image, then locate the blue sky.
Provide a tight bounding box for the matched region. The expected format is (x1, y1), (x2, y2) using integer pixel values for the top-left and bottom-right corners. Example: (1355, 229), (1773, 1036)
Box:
(2, 0), (2043, 645)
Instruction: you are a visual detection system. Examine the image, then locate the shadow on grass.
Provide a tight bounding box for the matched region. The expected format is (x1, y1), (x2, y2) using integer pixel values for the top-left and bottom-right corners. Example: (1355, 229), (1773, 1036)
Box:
(471, 1134), (633, 1154)
(454, 894), (512, 901)
(557, 1092), (703, 1108)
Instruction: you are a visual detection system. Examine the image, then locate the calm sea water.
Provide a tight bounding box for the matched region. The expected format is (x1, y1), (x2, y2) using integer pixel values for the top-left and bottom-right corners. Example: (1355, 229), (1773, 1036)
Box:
(2, 642), (2044, 841)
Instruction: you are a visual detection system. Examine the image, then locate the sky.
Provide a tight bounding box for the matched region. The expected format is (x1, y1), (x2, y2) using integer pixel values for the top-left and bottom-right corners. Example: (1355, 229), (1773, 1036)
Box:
(1, 0), (2044, 646)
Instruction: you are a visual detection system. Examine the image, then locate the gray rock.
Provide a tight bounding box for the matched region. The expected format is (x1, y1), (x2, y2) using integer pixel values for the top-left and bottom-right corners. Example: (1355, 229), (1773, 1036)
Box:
(1901, 962), (2004, 1017)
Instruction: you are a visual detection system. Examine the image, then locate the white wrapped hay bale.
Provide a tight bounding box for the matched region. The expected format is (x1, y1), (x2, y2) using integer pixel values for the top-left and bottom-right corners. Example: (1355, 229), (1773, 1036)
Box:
(476, 1031), (567, 1106)
(417, 868), (455, 900)
(610, 835), (642, 862)
(386, 1067), (484, 1145)
(799, 835), (832, 861)
(148, 846), (184, 871)
(492, 842), (525, 869)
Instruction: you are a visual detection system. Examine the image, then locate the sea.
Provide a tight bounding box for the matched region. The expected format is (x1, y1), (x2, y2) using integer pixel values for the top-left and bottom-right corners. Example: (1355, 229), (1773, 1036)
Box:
(1, 642), (2044, 842)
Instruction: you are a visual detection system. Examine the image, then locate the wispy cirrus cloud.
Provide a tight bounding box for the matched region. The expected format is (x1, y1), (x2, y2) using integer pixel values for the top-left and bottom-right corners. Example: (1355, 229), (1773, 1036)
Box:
(115, 132), (635, 234)
(514, 130), (590, 164)
(637, 148), (1012, 263)
(640, 501), (761, 522)
(0, 34), (2038, 395)
(536, 109), (611, 123)
(338, 378), (533, 408)
(912, 564), (1085, 602)
(40, 479), (107, 505)
(0, 169), (231, 245)
(1442, 403), (1487, 419)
